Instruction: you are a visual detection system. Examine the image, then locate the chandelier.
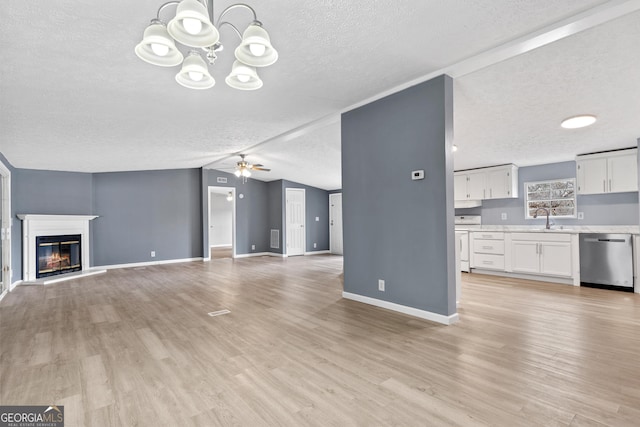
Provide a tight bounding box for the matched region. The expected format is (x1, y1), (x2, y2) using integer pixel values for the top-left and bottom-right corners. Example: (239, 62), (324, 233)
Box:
(135, 0), (278, 90)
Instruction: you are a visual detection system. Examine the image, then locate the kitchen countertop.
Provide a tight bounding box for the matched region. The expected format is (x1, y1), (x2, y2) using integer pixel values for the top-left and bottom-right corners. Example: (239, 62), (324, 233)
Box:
(454, 225), (640, 234)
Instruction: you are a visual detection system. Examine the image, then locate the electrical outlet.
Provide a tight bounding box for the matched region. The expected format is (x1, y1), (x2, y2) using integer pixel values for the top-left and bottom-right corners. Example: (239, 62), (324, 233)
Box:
(151, 251), (156, 257)
(251, 244), (255, 250)
(578, 212), (584, 220)
(501, 213), (507, 220)
(313, 243), (317, 248)
(378, 279), (385, 292)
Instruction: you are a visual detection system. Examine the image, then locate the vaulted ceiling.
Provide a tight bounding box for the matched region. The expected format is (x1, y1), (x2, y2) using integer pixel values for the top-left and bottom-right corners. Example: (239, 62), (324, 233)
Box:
(1, 1), (639, 190)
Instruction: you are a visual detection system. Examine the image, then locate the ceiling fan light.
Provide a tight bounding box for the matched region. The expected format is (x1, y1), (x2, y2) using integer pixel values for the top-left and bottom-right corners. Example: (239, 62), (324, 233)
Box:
(242, 169), (251, 177)
(234, 170), (242, 177)
(226, 192), (233, 201)
(175, 52), (215, 89)
(561, 115), (597, 129)
(167, 0), (219, 48)
(135, 20), (184, 67)
(234, 23), (278, 67)
(225, 60), (263, 90)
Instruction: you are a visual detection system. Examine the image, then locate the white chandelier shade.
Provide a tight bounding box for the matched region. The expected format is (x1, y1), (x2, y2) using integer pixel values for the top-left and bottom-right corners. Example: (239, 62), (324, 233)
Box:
(234, 23), (278, 67)
(167, 0), (220, 48)
(135, 0), (278, 90)
(135, 20), (184, 67)
(225, 61), (263, 90)
(175, 52), (215, 89)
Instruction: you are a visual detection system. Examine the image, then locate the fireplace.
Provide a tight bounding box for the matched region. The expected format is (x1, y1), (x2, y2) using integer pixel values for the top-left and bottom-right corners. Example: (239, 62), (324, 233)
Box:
(36, 234), (82, 278)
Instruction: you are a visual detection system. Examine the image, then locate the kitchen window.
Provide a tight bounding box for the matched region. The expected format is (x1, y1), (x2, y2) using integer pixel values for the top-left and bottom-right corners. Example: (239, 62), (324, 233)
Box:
(524, 178), (576, 219)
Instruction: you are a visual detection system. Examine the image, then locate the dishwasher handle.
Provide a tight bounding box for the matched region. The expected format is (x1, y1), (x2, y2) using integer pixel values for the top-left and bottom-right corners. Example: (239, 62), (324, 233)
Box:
(583, 238), (627, 243)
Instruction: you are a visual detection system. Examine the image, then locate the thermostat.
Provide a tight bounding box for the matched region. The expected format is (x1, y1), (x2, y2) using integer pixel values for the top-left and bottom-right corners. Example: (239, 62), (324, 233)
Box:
(411, 170), (425, 180)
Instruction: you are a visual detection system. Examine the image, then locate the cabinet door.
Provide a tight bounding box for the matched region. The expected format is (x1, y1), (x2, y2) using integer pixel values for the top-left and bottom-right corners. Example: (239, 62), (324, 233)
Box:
(486, 168), (510, 199)
(608, 153), (638, 193)
(511, 241), (540, 273)
(576, 157), (607, 194)
(454, 174), (468, 200)
(467, 171), (486, 200)
(539, 242), (572, 277)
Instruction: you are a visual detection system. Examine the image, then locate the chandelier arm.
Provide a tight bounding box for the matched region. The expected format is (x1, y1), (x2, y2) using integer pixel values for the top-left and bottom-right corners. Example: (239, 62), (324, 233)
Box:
(215, 3), (258, 27)
(155, 1), (180, 22)
(217, 21), (243, 41)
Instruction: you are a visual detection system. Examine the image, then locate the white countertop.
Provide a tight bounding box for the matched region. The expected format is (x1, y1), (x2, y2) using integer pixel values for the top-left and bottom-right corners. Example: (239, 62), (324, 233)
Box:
(455, 225), (639, 234)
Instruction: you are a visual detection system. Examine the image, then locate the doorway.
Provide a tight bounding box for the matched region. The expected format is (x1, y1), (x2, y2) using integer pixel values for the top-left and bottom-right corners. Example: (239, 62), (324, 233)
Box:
(208, 186), (235, 260)
(0, 160), (11, 300)
(329, 193), (343, 255)
(285, 188), (306, 256)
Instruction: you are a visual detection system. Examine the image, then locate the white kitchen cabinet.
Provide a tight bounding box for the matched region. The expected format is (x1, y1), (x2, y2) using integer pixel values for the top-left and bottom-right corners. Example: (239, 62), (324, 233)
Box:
(454, 164), (518, 201)
(576, 148), (638, 195)
(470, 232), (505, 271)
(509, 233), (572, 278)
(486, 165), (518, 199)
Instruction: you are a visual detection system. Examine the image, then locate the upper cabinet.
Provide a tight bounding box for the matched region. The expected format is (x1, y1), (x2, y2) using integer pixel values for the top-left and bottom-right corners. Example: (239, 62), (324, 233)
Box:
(454, 164), (518, 201)
(576, 148), (638, 195)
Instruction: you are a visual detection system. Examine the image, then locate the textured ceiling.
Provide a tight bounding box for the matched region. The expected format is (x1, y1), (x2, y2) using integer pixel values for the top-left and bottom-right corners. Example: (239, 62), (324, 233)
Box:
(2, 0), (638, 190)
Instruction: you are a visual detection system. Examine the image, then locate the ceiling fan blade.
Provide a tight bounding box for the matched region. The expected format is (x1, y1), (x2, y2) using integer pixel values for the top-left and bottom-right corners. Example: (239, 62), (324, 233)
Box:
(253, 167), (271, 172)
(251, 164), (264, 168)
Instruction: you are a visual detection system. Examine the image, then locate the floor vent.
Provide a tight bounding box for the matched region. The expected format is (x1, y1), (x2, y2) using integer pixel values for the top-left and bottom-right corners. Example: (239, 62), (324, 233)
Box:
(270, 229), (280, 249)
(208, 309), (230, 317)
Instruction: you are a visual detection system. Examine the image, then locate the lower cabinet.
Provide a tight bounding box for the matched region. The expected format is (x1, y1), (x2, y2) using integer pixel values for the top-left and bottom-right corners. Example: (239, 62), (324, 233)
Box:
(509, 233), (573, 278)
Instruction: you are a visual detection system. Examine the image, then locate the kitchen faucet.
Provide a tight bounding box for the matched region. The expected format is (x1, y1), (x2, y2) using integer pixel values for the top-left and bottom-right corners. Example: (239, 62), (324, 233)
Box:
(533, 207), (551, 229)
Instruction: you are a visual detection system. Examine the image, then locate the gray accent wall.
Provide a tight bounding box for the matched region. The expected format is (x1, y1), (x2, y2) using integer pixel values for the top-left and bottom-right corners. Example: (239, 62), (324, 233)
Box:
(341, 75), (456, 317)
(267, 180), (284, 254)
(92, 169), (202, 266)
(457, 160), (639, 226)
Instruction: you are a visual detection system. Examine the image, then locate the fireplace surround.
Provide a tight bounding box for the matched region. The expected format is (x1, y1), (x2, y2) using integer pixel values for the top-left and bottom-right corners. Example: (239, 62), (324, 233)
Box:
(18, 214), (98, 282)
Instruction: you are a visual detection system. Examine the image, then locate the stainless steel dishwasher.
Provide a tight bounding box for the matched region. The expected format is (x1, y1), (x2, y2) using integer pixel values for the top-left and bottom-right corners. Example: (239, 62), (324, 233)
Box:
(579, 233), (634, 289)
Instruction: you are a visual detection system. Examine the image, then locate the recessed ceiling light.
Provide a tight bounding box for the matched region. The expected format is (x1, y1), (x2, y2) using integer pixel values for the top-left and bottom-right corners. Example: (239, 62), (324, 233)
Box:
(561, 115), (597, 129)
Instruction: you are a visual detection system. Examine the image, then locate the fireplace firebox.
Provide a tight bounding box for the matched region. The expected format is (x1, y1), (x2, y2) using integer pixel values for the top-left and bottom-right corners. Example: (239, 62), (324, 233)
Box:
(36, 234), (82, 278)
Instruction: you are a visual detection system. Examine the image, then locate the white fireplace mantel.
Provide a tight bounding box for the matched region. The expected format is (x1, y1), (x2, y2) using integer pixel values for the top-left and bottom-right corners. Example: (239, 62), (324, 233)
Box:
(18, 214), (99, 282)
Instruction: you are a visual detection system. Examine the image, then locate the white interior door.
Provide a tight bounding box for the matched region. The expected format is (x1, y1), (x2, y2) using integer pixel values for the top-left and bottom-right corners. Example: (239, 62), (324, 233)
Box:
(329, 193), (343, 255)
(286, 188), (305, 256)
(207, 186), (235, 259)
(0, 162), (11, 297)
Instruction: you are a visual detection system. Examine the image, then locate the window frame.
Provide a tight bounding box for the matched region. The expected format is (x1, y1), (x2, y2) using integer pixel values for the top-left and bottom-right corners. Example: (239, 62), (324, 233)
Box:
(524, 178), (577, 219)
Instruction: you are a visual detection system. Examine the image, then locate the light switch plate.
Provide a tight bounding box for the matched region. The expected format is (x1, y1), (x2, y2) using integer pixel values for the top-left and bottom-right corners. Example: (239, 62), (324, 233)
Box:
(578, 212), (584, 220)
(501, 213), (507, 220)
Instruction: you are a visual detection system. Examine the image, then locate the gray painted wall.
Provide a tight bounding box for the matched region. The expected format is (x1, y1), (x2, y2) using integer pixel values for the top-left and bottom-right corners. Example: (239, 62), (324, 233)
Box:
(92, 169), (202, 266)
(282, 180), (330, 252)
(341, 75), (456, 317)
(456, 160), (639, 226)
(202, 169), (270, 255)
(267, 180), (284, 254)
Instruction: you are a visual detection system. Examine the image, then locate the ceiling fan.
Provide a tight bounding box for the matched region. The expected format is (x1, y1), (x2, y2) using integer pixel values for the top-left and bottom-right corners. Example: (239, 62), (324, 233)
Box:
(234, 154), (270, 181)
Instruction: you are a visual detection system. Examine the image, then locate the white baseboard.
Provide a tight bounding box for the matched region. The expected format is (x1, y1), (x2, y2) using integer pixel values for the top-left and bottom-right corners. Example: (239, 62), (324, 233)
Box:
(96, 257), (203, 270)
(0, 289), (6, 302)
(342, 292), (459, 325)
(210, 244), (232, 248)
(10, 280), (22, 291)
(304, 250), (330, 256)
(234, 252), (271, 258)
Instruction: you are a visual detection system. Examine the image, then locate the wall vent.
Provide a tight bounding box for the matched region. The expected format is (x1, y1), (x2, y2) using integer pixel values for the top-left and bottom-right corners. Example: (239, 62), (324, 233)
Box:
(270, 229), (280, 249)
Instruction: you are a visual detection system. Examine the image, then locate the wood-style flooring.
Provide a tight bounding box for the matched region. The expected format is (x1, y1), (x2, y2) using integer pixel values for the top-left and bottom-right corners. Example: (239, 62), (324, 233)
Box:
(1, 255), (639, 426)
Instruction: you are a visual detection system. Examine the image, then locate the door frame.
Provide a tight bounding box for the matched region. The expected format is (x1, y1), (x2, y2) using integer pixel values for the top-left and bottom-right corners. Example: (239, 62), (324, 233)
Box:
(0, 159), (11, 299)
(329, 192), (343, 255)
(285, 188), (306, 256)
(207, 186), (236, 260)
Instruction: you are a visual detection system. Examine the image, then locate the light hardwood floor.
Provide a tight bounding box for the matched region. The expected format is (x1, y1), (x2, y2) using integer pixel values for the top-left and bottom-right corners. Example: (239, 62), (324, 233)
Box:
(1, 255), (639, 426)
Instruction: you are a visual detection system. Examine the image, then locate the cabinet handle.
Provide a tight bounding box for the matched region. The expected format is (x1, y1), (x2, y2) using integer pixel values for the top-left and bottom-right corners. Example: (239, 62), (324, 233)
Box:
(482, 261), (493, 265)
(482, 246), (493, 250)
(536, 243), (539, 254)
(609, 179), (612, 192)
(483, 189), (486, 199)
(490, 189), (492, 198)
(539, 244), (542, 255)
(603, 180), (606, 192)
(482, 235), (492, 239)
